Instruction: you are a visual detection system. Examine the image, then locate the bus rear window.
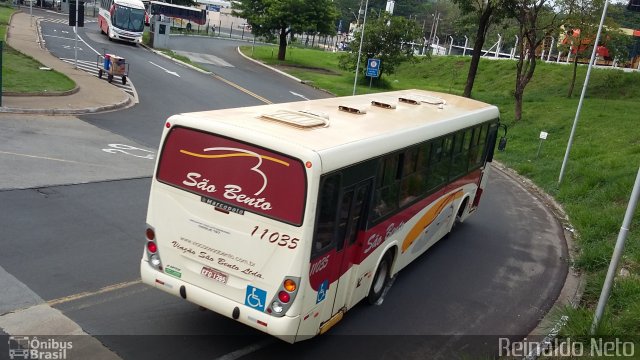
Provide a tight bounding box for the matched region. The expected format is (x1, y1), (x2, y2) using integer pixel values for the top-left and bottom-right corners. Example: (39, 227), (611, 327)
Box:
(156, 127), (307, 226)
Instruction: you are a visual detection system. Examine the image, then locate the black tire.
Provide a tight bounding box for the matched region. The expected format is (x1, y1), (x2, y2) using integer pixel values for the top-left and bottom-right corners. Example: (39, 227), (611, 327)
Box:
(367, 252), (392, 304)
(122, 76), (127, 85)
(98, 69), (102, 79)
(107, 74), (113, 83)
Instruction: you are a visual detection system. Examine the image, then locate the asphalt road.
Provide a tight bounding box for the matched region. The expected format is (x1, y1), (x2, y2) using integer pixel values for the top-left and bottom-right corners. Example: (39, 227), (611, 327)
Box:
(0, 9), (569, 360)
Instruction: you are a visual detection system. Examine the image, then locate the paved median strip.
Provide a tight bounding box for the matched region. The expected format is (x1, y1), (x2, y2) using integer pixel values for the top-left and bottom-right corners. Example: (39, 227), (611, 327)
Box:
(0, 265), (122, 359)
(1, 304), (122, 360)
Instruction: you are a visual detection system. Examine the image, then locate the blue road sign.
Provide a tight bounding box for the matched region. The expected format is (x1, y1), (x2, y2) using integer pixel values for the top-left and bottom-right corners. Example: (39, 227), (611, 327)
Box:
(366, 58), (380, 78)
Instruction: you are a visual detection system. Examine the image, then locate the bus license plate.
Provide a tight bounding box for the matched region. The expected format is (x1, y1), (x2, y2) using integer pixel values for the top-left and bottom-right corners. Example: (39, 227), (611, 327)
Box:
(201, 267), (227, 284)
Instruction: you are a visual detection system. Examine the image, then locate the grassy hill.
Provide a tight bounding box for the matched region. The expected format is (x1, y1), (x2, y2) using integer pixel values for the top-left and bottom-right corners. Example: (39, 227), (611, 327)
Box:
(243, 44), (640, 337)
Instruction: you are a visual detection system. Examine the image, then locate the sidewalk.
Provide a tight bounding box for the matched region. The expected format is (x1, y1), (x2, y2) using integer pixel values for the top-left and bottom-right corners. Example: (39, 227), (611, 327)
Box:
(1, 11), (132, 115)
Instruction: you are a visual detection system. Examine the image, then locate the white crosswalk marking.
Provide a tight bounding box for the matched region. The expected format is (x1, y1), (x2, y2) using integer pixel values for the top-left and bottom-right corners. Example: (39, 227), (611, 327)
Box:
(40, 18), (97, 25)
(59, 57), (137, 101)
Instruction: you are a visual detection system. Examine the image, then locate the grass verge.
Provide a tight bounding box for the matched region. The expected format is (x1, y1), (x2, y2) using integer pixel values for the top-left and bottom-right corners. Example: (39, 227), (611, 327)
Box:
(1, 4), (75, 94)
(240, 45), (640, 338)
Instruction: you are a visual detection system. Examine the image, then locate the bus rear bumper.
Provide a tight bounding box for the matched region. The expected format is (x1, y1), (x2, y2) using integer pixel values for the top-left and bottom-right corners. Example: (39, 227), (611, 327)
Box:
(140, 260), (301, 343)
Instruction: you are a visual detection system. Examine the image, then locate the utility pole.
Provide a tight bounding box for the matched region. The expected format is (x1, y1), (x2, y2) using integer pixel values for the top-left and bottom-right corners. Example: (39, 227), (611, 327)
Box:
(559, 0), (610, 185)
(433, 13), (441, 45)
(353, 0), (369, 95)
(591, 166), (640, 334)
(74, 0), (78, 69)
(428, 12), (436, 45)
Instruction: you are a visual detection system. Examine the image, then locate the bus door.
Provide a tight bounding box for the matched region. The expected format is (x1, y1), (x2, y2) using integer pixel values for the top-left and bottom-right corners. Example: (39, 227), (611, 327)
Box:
(330, 179), (372, 315)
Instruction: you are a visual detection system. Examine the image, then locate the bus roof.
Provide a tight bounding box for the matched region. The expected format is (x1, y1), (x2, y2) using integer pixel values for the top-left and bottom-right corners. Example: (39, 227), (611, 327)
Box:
(171, 89), (499, 173)
(116, 0), (146, 9)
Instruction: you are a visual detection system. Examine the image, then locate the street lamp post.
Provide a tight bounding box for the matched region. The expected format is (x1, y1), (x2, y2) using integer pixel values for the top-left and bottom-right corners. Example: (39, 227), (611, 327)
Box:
(558, 0), (610, 185)
(352, 0), (369, 95)
(463, 35), (468, 56)
(428, 13), (436, 45)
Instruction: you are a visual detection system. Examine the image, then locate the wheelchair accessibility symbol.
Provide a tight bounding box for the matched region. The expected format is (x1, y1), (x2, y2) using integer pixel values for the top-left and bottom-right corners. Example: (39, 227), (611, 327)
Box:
(316, 279), (328, 304)
(245, 285), (267, 311)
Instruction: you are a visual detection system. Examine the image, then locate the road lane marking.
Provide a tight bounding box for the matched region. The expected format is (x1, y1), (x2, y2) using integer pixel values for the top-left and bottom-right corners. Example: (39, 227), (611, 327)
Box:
(210, 73), (272, 104)
(0, 151), (113, 167)
(149, 61), (180, 77)
(42, 34), (75, 41)
(289, 91), (310, 101)
(46, 280), (142, 306)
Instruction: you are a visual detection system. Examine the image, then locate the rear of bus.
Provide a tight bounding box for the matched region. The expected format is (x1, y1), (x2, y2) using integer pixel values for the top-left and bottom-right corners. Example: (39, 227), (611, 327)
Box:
(140, 116), (316, 342)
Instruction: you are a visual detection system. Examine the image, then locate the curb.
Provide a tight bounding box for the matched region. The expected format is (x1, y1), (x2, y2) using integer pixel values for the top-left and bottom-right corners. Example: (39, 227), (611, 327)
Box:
(3, 86), (80, 97)
(235, 46), (337, 97)
(235, 46), (304, 83)
(0, 95), (133, 115)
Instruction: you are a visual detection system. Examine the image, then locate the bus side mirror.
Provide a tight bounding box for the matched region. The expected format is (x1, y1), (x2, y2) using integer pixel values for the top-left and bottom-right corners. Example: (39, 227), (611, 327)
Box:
(497, 124), (508, 151)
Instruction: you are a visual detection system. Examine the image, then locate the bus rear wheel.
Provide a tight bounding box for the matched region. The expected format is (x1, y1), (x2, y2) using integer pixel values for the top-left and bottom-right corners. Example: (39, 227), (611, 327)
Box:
(367, 252), (392, 304)
(450, 197), (469, 234)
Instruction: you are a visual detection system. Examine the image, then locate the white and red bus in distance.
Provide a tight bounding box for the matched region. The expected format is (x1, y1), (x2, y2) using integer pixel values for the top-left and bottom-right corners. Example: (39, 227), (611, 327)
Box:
(98, 0), (146, 43)
(140, 89), (502, 342)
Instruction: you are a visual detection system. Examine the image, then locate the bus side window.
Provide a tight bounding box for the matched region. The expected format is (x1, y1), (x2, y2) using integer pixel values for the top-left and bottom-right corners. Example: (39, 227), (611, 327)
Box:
(475, 123), (489, 165)
(335, 190), (354, 251)
(373, 155), (400, 220)
(400, 147), (424, 207)
(347, 183), (370, 245)
(312, 174), (341, 258)
(450, 129), (472, 179)
(416, 142), (431, 170)
(468, 125), (484, 169)
(427, 136), (452, 190)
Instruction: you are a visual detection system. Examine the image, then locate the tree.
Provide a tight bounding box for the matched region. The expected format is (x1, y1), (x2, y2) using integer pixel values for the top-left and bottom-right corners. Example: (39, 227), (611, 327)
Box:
(299, 0), (339, 39)
(452, 0), (507, 98)
(558, 0), (606, 97)
(338, 13), (422, 79)
(608, 1), (640, 29)
(232, 0), (338, 61)
(507, 0), (560, 121)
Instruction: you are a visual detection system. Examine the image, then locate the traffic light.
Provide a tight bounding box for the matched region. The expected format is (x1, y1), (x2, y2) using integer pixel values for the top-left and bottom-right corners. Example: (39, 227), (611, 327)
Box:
(68, 0), (85, 27)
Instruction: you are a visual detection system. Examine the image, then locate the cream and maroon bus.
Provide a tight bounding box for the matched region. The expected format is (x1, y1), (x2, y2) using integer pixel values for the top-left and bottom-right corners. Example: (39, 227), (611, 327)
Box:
(140, 89), (502, 342)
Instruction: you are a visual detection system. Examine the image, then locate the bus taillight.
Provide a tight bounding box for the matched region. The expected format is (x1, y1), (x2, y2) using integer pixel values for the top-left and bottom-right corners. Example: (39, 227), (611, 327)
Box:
(268, 277), (300, 316)
(145, 225), (162, 270)
(278, 291), (291, 303)
(284, 279), (297, 292)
